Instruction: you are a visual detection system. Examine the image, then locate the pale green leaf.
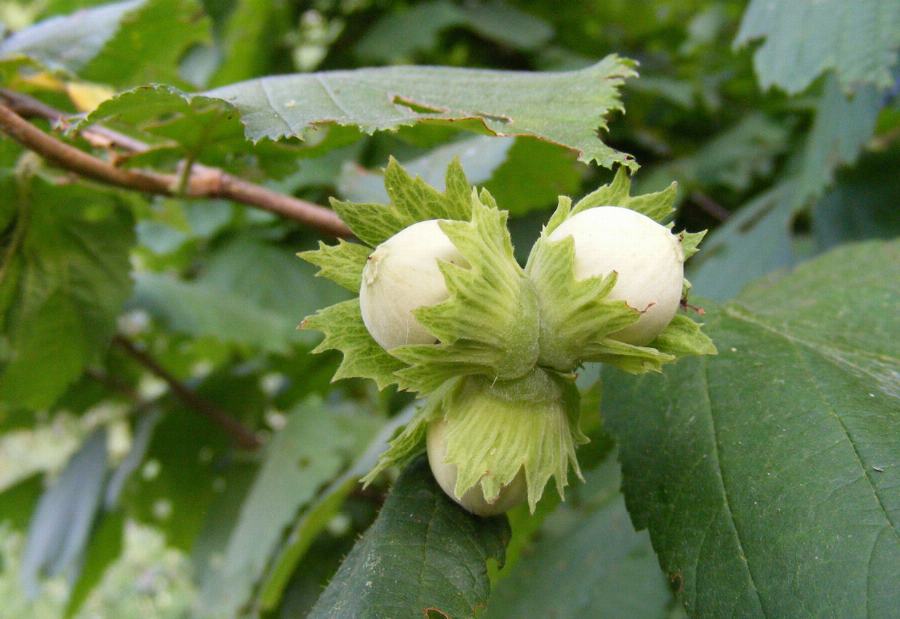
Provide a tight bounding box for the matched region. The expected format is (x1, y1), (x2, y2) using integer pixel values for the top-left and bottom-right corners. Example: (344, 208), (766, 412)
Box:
(795, 74), (882, 202)
(606, 240), (900, 618)
(206, 56), (637, 168)
(735, 0), (900, 93)
(302, 299), (408, 391)
(298, 239), (370, 293)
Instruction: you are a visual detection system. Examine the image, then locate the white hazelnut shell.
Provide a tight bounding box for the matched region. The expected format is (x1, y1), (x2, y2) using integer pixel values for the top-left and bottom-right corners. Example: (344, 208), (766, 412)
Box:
(359, 220), (466, 350)
(426, 419), (527, 517)
(548, 206), (685, 345)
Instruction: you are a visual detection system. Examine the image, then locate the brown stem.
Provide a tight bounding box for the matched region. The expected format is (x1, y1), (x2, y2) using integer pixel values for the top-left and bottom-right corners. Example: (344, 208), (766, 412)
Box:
(113, 335), (262, 450)
(689, 190), (730, 222)
(0, 91), (351, 237)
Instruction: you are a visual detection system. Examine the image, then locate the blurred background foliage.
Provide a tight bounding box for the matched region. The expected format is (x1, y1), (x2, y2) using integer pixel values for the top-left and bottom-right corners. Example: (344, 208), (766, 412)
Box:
(0, 0), (897, 617)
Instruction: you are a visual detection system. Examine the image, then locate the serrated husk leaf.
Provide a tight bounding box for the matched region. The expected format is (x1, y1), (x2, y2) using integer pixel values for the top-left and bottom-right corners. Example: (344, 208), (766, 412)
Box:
(651, 313), (717, 357)
(526, 233), (640, 371)
(390, 190), (540, 390)
(329, 198), (412, 247)
(330, 158), (474, 246)
(360, 379), (457, 486)
(384, 156), (472, 222)
(569, 167), (677, 225)
(298, 239), (371, 292)
(301, 298), (408, 390)
(439, 369), (587, 512)
(583, 338), (674, 373)
(679, 230), (707, 260)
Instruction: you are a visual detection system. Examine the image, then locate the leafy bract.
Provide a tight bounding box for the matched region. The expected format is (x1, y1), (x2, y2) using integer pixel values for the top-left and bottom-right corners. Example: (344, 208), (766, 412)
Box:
(526, 169), (712, 371)
(302, 299), (408, 391)
(0, 179), (134, 411)
(308, 456), (510, 619)
(338, 136), (580, 216)
(735, 0), (900, 94)
(206, 56), (637, 168)
(391, 193), (540, 392)
(605, 240), (900, 617)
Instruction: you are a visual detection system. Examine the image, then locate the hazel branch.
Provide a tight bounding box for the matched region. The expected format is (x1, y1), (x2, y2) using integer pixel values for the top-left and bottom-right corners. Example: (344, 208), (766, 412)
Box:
(113, 335), (262, 450)
(0, 90), (351, 237)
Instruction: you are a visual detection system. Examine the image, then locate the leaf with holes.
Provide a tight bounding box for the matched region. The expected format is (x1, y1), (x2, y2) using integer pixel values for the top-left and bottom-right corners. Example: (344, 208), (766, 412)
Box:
(605, 240), (900, 618)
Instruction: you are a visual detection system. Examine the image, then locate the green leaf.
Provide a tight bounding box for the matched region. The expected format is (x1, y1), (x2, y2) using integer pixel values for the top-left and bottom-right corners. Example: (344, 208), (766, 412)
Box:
(0, 0), (143, 76)
(133, 236), (347, 352)
(0, 179), (134, 410)
(356, 0), (553, 62)
(605, 240), (900, 618)
(486, 459), (672, 619)
(198, 398), (371, 618)
(302, 299), (408, 391)
(483, 138), (580, 216)
(0, 0), (211, 88)
(208, 0), (290, 87)
(206, 56), (637, 168)
(735, 0), (900, 94)
(308, 456), (510, 619)
(0, 474), (43, 531)
(127, 397), (236, 550)
(638, 113), (790, 202)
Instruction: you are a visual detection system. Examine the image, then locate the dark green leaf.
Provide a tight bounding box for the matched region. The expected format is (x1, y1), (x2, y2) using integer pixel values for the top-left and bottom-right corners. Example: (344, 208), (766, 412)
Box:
(257, 407), (416, 611)
(486, 459), (672, 618)
(309, 456), (510, 619)
(812, 147), (900, 251)
(356, 0), (553, 62)
(606, 240), (900, 618)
